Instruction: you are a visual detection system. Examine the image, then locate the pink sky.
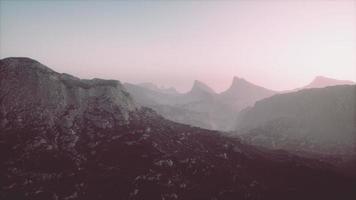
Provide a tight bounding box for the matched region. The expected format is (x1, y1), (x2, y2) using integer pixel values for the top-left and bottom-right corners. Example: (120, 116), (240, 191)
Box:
(0, 1), (355, 92)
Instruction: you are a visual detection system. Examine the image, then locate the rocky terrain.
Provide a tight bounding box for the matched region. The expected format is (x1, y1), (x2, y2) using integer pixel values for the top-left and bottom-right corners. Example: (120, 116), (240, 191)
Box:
(1, 57), (356, 200)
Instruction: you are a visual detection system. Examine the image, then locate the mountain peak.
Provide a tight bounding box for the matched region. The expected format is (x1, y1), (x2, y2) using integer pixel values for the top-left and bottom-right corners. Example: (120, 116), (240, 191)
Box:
(227, 76), (265, 92)
(220, 77), (276, 110)
(305, 76), (354, 88)
(0, 57), (55, 73)
(231, 76), (249, 86)
(190, 80), (215, 94)
(0, 57), (138, 129)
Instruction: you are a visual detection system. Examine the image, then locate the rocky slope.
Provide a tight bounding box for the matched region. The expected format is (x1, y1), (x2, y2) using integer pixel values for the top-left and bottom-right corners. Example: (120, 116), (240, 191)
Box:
(235, 85), (356, 164)
(1, 57), (355, 200)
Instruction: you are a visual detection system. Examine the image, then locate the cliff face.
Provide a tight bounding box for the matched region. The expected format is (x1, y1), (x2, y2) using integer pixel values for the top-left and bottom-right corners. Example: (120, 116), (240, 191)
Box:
(0, 57), (137, 131)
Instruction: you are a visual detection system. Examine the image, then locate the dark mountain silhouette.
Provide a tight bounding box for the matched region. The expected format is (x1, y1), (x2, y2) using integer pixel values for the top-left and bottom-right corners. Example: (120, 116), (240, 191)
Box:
(1, 57), (355, 200)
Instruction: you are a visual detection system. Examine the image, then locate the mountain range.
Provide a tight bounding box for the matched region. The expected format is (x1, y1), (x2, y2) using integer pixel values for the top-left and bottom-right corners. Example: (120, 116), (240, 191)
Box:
(234, 85), (356, 171)
(125, 77), (277, 131)
(125, 74), (354, 131)
(1, 57), (355, 200)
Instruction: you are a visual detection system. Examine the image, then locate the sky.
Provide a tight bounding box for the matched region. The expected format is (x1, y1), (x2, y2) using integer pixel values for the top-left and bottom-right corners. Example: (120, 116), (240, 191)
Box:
(0, 0), (355, 92)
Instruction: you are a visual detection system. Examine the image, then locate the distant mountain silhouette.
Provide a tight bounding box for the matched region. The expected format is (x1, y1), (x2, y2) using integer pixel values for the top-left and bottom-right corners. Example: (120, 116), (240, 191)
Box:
(138, 82), (179, 94)
(125, 80), (235, 130)
(219, 76), (277, 111)
(304, 76), (354, 89)
(125, 77), (277, 131)
(235, 85), (356, 164)
(189, 80), (215, 94)
(3, 57), (356, 199)
(182, 80), (217, 103)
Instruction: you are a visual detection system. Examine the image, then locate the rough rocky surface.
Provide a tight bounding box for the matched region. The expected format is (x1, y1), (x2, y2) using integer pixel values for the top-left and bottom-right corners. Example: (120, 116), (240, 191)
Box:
(1, 57), (356, 200)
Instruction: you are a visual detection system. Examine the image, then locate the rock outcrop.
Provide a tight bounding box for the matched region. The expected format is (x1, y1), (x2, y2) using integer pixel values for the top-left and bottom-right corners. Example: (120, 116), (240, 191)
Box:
(0, 57), (137, 131)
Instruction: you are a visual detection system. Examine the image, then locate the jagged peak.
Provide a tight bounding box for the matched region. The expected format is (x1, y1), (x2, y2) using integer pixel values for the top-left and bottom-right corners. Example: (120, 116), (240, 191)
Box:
(228, 76), (259, 90)
(190, 80), (215, 94)
(221, 76), (275, 96)
(231, 76), (249, 85)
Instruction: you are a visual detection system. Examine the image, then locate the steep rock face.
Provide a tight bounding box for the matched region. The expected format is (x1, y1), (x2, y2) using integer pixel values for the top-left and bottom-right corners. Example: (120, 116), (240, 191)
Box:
(235, 85), (356, 157)
(2, 58), (355, 200)
(0, 57), (137, 131)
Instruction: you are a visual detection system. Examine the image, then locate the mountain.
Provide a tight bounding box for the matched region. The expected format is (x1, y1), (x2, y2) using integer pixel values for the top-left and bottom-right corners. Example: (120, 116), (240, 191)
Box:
(219, 77), (277, 111)
(138, 82), (179, 95)
(0, 57), (138, 129)
(189, 80), (215, 95)
(180, 80), (216, 103)
(125, 80), (235, 131)
(124, 82), (180, 106)
(235, 85), (356, 163)
(125, 78), (277, 131)
(304, 76), (354, 89)
(1, 57), (355, 200)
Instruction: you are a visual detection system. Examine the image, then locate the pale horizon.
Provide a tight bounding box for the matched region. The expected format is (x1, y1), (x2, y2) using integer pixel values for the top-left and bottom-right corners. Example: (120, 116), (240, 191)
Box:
(1, 0), (355, 92)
